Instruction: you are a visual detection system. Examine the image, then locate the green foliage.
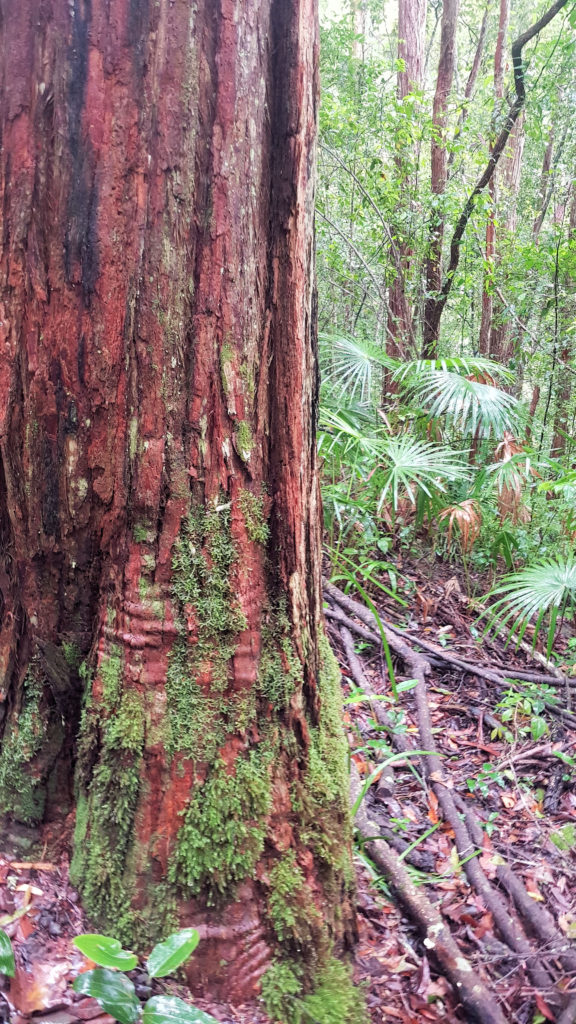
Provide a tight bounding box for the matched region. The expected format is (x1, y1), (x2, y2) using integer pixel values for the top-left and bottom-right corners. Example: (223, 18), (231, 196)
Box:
(143, 997), (217, 1023)
(482, 556), (576, 656)
(72, 930), (216, 1024)
(73, 934), (138, 970)
(73, 969), (140, 1024)
(146, 929), (200, 978)
(0, 929), (15, 977)
(169, 750), (272, 902)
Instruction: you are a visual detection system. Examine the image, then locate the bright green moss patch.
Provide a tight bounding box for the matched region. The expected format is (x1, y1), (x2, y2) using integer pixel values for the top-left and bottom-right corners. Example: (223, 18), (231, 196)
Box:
(234, 420), (254, 462)
(238, 489), (269, 544)
(0, 666), (46, 823)
(261, 957), (366, 1024)
(166, 500), (248, 756)
(71, 686), (145, 944)
(169, 749), (272, 902)
(100, 645), (122, 708)
(268, 851), (322, 945)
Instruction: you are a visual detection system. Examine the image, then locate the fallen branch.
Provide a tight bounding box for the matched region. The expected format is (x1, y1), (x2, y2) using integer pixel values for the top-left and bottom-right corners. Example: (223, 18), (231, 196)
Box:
(351, 763), (508, 1024)
(326, 579), (569, 1012)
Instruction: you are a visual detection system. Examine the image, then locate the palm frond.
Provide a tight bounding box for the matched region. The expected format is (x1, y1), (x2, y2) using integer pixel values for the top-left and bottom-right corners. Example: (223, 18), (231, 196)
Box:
(319, 333), (397, 405)
(393, 356), (515, 384)
(482, 556), (576, 656)
(400, 369), (520, 437)
(376, 437), (469, 513)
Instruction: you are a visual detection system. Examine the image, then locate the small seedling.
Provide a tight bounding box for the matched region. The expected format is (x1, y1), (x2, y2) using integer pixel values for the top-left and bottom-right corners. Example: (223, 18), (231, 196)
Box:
(72, 931), (217, 1024)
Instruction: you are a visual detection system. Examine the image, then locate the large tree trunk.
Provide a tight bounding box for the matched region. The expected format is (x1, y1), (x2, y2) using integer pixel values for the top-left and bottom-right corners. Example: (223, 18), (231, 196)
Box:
(0, 0), (355, 1005)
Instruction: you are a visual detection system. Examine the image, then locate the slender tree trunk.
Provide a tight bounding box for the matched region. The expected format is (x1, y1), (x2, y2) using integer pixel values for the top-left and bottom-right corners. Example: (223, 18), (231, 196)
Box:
(447, 6), (489, 174)
(0, 0), (355, 1005)
(387, 0), (426, 366)
(551, 191), (576, 455)
(478, 0), (509, 356)
(488, 112), (525, 361)
(422, 0), (459, 357)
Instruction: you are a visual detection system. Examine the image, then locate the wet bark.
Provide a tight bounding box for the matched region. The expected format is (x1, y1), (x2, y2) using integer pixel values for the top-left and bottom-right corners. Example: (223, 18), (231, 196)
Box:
(421, 0), (459, 357)
(478, 0), (510, 358)
(387, 0), (426, 367)
(0, 0), (355, 1004)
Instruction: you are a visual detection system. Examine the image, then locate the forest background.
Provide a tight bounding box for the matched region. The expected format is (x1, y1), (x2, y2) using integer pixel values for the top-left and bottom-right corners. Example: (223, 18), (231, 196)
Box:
(317, 0), (576, 640)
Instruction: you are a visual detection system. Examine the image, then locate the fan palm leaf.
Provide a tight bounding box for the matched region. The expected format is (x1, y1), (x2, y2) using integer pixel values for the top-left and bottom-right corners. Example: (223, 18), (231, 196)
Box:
(482, 555), (576, 656)
(400, 369), (520, 437)
(375, 436), (469, 513)
(319, 333), (396, 405)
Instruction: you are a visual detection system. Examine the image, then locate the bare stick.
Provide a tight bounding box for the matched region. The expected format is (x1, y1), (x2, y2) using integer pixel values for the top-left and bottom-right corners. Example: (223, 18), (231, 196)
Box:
(351, 763), (508, 1024)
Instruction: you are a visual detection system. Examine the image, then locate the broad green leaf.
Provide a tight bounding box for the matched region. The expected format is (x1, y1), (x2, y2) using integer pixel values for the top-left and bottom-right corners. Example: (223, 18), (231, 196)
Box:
(143, 995), (218, 1023)
(72, 969), (140, 1024)
(73, 933), (138, 971)
(147, 929), (200, 978)
(0, 929), (15, 977)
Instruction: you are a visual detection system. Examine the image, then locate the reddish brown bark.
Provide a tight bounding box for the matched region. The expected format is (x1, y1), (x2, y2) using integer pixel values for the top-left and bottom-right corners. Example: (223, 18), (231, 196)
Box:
(478, 0), (510, 357)
(422, 0), (459, 357)
(0, 0), (354, 1003)
(387, 0), (426, 366)
(447, 6), (489, 173)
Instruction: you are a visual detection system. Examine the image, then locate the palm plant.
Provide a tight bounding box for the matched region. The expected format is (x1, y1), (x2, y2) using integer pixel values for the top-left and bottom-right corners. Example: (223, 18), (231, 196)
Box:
(481, 555), (576, 656)
(397, 365), (520, 438)
(319, 404), (468, 521)
(318, 333), (521, 439)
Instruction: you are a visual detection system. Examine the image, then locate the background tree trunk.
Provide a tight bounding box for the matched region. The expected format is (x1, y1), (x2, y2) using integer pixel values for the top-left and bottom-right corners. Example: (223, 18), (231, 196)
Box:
(0, 0), (355, 1004)
(422, 0), (459, 357)
(387, 0), (426, 366)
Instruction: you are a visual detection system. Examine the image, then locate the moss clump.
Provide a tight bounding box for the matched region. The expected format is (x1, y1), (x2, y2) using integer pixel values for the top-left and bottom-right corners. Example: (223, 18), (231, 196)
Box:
(258, 602), (301, 711)
(268, 851), (322, 945)
(234, 420), (254, 462)
(133, 523), (150, 544)
(260, 961), (303, 1021)
(0, 667), (46, 823)
(100, 645), (122, 708)
(238, 489), (269, 545)
(169, 749), (272, 902)
(71, 687), (145, 943)
(166, 500), (247, 756)
(261, 958), (366, 1024)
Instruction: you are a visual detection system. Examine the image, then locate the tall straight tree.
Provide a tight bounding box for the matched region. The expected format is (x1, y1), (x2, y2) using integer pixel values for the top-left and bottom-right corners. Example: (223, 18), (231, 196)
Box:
(0, 0), (356, 1006)
(387, 0), (426, 362)
(422, 0), (459, 357)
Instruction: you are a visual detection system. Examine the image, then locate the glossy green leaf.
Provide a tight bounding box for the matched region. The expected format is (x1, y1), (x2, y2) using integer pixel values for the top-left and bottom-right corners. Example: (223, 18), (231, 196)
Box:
(147, 929), (200, 979)
(0, 928), (15, 977)
(143, 995), (218, 1023)
(73, 933), (138, 971)
(72, 968), (140, 1024)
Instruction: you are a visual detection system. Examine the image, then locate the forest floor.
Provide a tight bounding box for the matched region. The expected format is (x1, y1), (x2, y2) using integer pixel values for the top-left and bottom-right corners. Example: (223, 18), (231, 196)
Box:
(0, 554), (575, 1024)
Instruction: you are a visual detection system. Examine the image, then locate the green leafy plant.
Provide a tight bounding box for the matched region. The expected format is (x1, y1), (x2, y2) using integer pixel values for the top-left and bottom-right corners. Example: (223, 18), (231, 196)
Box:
(481, 556), (576, 656)
(491, 683), (555, 743)
(72, 930), (216, 1024)
(0, 928), (15, 977)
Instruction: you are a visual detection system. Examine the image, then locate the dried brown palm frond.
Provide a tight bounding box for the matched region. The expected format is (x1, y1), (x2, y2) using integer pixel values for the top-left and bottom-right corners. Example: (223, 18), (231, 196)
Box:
(439, 498), (482, 552)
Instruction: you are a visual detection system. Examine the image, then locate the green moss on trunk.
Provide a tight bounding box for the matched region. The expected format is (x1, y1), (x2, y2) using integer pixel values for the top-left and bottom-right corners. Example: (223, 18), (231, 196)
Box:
(169, 748), (273, 902)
